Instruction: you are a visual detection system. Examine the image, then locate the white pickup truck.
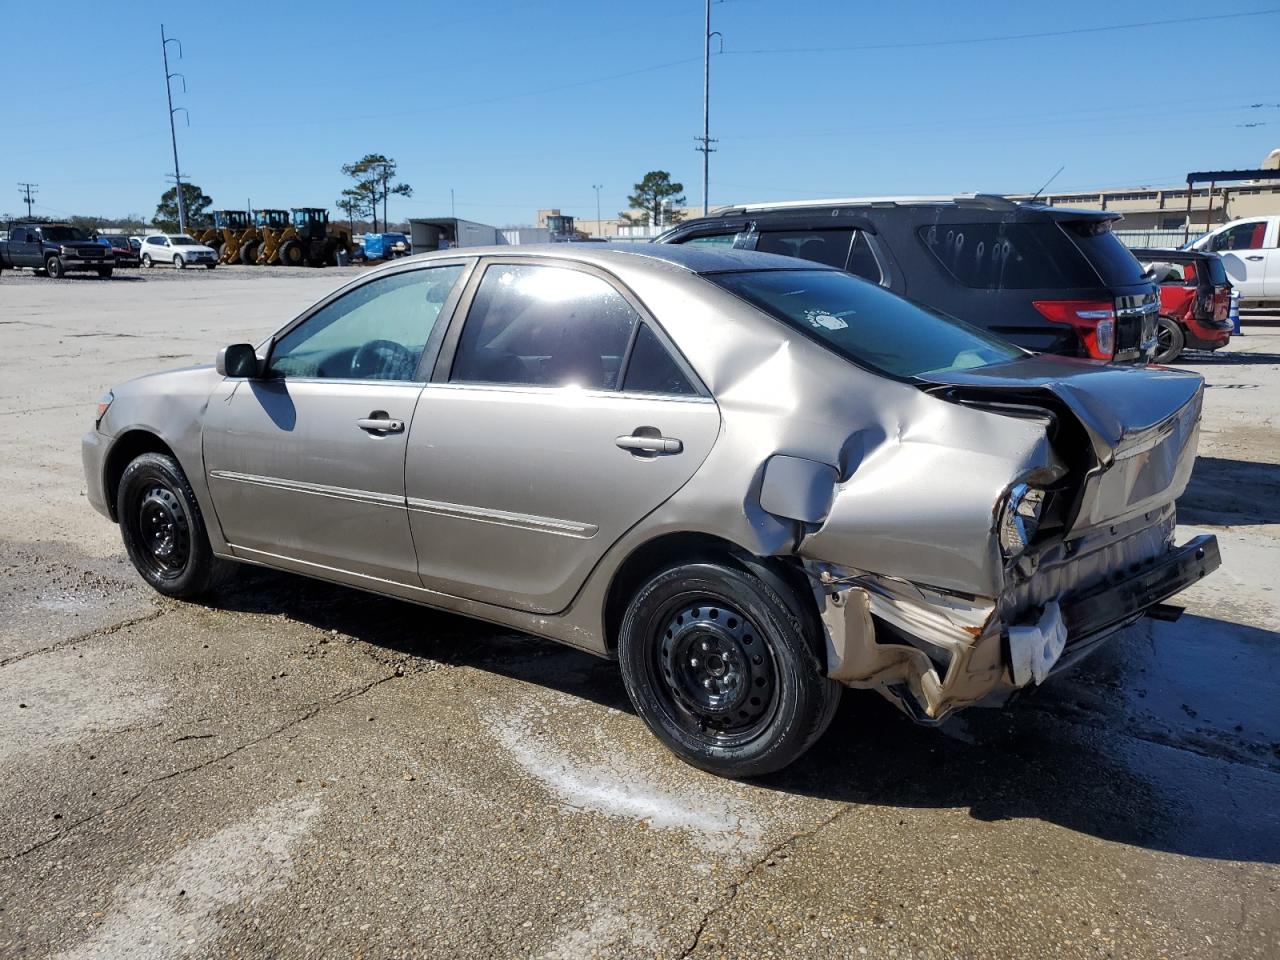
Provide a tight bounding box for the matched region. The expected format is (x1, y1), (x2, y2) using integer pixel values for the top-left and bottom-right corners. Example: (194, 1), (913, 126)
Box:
(1187, 216), (1280, 305)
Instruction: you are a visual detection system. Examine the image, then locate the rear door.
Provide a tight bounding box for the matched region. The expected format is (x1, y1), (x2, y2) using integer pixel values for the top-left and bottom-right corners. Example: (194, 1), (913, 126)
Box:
(405, 258), (720, 614)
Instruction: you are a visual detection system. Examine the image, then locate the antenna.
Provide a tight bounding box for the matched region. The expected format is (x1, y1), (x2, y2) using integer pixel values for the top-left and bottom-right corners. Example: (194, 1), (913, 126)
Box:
(1030, 165), (1065, 203)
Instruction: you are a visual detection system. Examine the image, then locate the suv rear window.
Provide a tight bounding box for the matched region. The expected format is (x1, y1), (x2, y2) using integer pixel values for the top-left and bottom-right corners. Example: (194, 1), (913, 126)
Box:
(1205, 256), (1229, 285)
(710, 269), (1022, 379)
(1059, 219), (1148, 286)
(917, 221), (1099, 289)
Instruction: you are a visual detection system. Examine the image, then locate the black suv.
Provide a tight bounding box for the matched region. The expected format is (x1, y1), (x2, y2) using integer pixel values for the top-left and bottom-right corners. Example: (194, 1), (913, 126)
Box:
(655, 196), (1158, 363)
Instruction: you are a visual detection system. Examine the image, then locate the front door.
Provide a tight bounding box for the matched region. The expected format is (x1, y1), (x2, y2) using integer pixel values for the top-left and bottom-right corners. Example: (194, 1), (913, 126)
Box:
(1206, 220), (1270, 298)
(203, 262), (470, 586)
(406, 260), (720, 614)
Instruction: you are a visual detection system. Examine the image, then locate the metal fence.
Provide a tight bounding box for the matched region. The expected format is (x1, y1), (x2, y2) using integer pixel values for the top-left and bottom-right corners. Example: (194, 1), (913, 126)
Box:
(1113, 229), (1192, 250)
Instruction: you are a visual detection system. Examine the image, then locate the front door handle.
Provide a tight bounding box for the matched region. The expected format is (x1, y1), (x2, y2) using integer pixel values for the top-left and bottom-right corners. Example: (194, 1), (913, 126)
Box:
(616, 432), (682, 456)
(357, 414), (404, 434)
(1245, 255), (1265, 261)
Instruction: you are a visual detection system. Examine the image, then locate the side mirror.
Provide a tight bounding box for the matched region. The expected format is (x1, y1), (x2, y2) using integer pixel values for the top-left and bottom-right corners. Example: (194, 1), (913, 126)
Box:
(216, 343), (261, 378)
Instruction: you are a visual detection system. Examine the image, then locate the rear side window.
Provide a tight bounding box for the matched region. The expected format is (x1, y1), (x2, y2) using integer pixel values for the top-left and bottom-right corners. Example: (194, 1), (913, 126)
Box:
(451, 264), (638, 390)
(711, 269), (1022, 379)
(918, 221), (1099, 289)
(1059, 220), (1148, 286)
(622, 324), (696, 395)
(846, 232), (882, 283)
(682, 233), (737, 248)
(756, 229), (853, 269)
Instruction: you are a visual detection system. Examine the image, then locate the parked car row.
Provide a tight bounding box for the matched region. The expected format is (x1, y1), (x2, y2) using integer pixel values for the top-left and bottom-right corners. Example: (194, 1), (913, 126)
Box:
(0, 221), (225, 278)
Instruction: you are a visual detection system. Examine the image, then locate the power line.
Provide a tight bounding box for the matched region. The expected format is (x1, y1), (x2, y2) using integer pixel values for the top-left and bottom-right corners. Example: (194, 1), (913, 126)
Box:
(725, 8), (1280, 55)
(17, 183), (37, 218)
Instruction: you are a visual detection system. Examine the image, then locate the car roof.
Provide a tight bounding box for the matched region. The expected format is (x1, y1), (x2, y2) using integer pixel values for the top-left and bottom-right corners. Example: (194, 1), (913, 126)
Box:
(386, 242), (836, 275)
(690, 194), (1119, 224)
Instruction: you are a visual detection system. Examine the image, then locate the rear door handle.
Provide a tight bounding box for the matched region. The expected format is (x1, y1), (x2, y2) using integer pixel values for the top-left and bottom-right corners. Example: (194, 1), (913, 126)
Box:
(357, 415), (404, 434)
(616, 433), (682, 455)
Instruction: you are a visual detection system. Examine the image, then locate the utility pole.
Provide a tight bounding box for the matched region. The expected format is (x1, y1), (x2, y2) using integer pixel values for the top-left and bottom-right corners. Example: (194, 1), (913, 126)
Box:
(696, 0), (721, 216)
(381, 165), (389, 233)
(161, 25), (188, 234)
(450, 188), (456, 219)
(592, 184), (603, 237)
(17, 183), (37, 218)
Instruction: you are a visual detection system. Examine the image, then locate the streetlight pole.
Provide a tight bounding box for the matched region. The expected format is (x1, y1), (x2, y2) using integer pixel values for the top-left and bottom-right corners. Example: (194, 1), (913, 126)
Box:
(160, 25), (188, 234)
(592, 184), (603, 237)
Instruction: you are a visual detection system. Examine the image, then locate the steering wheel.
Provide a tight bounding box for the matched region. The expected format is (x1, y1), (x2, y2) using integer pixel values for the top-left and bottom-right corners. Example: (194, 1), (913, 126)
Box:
(351, 339), (417, 380)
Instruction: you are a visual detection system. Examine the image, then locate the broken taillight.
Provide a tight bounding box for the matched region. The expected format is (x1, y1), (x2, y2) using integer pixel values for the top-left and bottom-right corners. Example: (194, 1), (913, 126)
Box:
(1032, 300), (1116, 360)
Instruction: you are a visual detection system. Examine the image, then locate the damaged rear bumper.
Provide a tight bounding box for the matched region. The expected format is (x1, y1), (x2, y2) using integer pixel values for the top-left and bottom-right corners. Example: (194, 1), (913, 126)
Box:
(805, 532), (1220, 724)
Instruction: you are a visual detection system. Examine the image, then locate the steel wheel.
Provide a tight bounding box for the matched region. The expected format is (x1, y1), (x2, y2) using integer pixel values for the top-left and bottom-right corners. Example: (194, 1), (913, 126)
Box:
(133, 483), (191, 581)
(651, 598), (779, 747)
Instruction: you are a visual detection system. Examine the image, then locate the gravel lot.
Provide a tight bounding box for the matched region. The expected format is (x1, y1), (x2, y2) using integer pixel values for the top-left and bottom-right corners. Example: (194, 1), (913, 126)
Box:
(1, 264), (1278, 959)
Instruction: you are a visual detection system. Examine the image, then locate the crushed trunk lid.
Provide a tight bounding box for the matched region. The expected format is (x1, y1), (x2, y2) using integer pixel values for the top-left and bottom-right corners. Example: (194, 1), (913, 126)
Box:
(919, 354), (1204, 533)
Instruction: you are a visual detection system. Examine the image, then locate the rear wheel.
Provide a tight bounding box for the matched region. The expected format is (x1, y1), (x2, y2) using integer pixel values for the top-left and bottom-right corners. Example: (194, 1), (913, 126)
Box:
(238, 241), (259, 265)
(1154, 316), (1185, 364)
(618, 560), (840, 778)
(45, 255), (65, 278)
(117, 452), (233, 598)
(278, 240), (305, 266)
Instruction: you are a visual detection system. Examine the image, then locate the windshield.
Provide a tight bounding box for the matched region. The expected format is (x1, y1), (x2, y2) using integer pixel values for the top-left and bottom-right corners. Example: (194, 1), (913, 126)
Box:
(103, 235), (128, 246)
(710, 269), (1023, 379)
(41, 226), (89, 242)
(171, 236), (199, 246)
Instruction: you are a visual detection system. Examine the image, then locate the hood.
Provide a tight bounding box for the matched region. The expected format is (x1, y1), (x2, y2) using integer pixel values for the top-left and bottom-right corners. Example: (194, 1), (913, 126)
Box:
(919, 354), (1204, 534)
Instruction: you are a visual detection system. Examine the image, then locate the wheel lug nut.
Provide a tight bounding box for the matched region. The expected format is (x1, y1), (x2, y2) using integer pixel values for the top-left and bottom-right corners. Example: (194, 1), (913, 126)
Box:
(703, 678), (713, 690)
(689, 657), (699, 667)
(700, 641), (710, 652)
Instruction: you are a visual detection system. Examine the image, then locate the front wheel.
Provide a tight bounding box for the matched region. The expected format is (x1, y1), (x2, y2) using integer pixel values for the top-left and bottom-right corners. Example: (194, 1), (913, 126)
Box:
(205, 263), (216, 270)
(45, 255), (65, 279)
(1153, 316), (1185, 364)
(142, 253), (153, 268)
(117, 452), (232, 598)
(173, 255), (185, 270)
(618, 560), (840, 778)
(98, 267), (113, 279)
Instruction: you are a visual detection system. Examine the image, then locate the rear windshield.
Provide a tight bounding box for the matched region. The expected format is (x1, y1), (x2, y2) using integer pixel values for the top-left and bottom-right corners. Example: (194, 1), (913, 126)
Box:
(1059, 220), (1148, 286)
(710, 269), (1022, 379)
(1205, 256), (1229, 285)
(918, 220), (1100, 289)
(40, 226), (90, 242)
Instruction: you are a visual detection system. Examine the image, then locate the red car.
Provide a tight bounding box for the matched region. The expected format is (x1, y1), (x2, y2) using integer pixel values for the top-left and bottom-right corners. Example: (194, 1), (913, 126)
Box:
(1132, 248), (1232, 363)
(99, 234), (140, 268)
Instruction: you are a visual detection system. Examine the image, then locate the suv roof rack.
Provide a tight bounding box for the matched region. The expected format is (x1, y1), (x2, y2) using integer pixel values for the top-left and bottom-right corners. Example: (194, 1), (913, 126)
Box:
(717, 193), (1024, 216)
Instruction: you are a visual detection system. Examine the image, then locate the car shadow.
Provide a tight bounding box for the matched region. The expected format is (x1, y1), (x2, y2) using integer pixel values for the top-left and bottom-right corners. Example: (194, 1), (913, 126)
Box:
(1185, 348), (1280, 365)
(1178, 455), (1280, 525)
(206, 565), (1280, 866)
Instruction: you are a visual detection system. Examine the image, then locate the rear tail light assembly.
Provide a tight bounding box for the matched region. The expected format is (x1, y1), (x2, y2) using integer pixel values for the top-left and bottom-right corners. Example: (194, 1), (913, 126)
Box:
(1032, 299), (1116, 360)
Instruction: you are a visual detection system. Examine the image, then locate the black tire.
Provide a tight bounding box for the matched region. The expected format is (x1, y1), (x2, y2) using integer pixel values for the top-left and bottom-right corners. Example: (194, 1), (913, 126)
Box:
(618, 560), (840, 778)
(239, 241), (259, 265)
(142, 253), (153, 268)
(173, 255), (185, 270)
(98, 267), (113, 279)
(278, 240), (304, 266)
(205, 263), (216, 269)
(45, 255), (65, 279)
(1153, 316), (1185, 364)
(116, 452), (233, 599)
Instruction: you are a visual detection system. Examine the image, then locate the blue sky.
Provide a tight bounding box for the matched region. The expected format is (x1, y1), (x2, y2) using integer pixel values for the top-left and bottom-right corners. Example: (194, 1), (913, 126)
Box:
(3, 0), (1278, 225)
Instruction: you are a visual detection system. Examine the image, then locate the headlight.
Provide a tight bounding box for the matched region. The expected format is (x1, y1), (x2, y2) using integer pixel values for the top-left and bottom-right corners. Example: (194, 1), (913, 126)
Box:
(999, 483), (1045, 557)
(95, 391), (113, 427)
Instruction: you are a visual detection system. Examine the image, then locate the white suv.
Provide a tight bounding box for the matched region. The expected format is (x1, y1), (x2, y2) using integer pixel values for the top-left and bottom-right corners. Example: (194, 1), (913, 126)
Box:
(139, 234), (218, 270)
(1187, 216), (1279, 304)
